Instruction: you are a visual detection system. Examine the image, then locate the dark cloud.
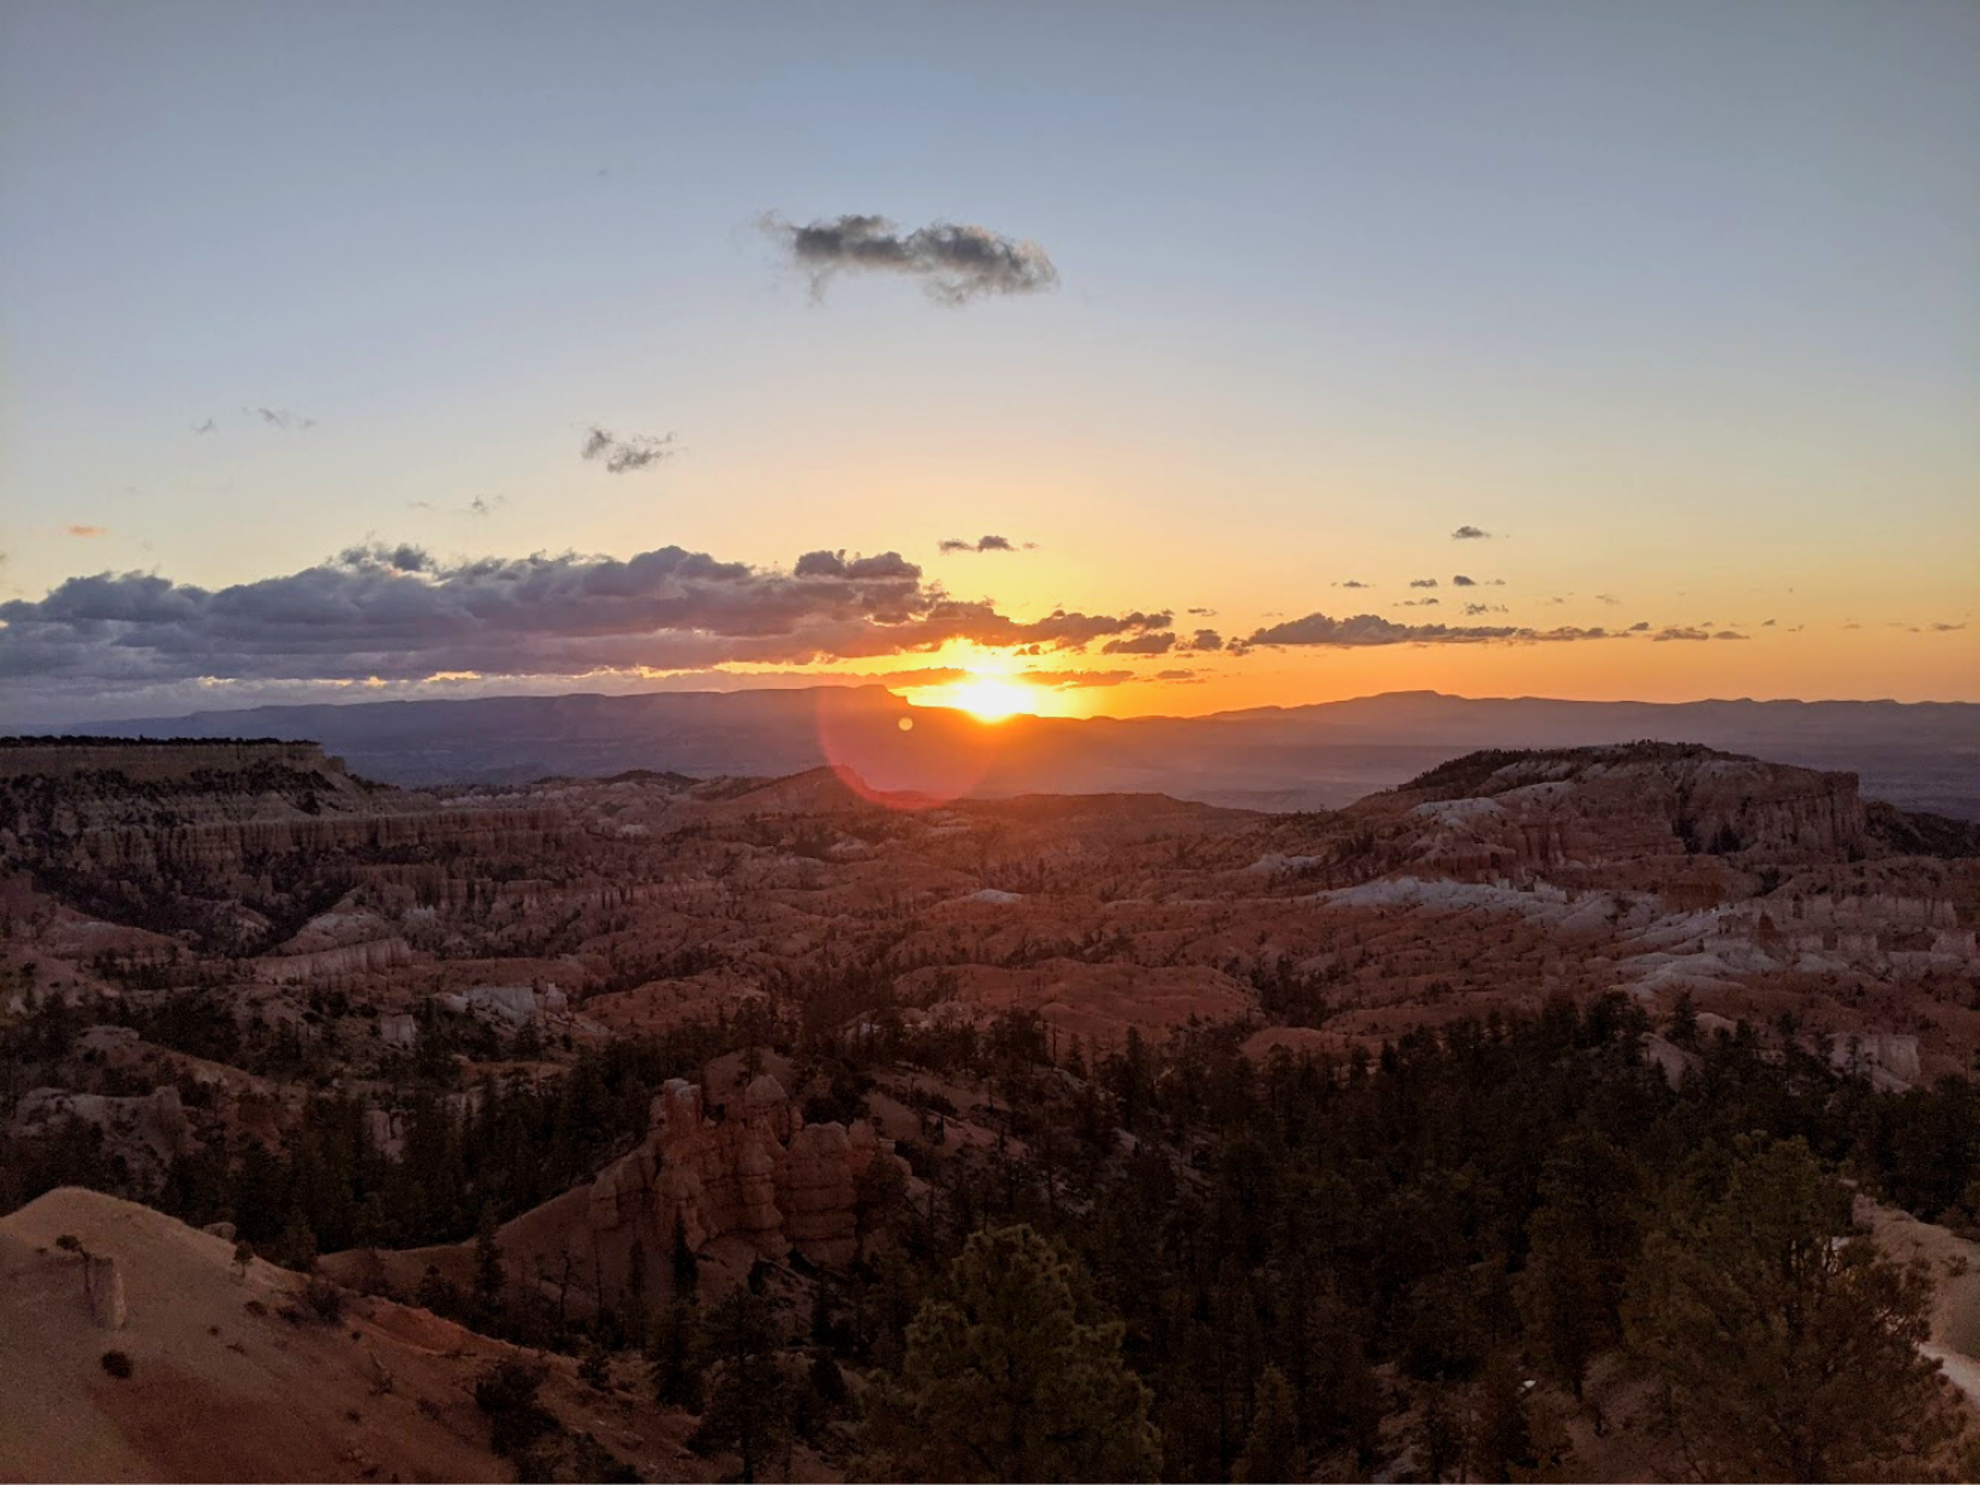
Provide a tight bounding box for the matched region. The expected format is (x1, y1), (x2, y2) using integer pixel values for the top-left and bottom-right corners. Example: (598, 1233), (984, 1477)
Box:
(1334, 580), (1372, 589)
(1018, 668), (1135, 690)
(1248, 612), (1615, 648)
(249, 407), (315, 430)
(1409, 578), (1439, 589)
(764, 212), (1059, 304)
(1713, 630), (1749, 641)
(1101, 631), (1179, 656)
(793, 549), (922, 581)
(1463, 603), (1508, 616)
(1451, 574), (1477, 587)
(1186, 606), (1217, 616)
(938, 534), (1023, 554)
(1651, 626), (1710, 642)
(1930, 621), (1967, 632)
(1452, 525), (1492, 540)
(581, 425), (676, 474)
(1628, 621), (1651, 632)
(1186, 628), (1224, 651)
(0, 542), (1174, 710)
(1398, 598), (1441, 607)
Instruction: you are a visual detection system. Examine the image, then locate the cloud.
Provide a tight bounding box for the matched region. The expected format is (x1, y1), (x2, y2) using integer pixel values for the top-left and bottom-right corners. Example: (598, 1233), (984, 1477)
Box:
(0, 541), (1175, 713)
(1186, 606), (1217, 616)
(1334, 580), (1372, 589)
(1100, 631), (1179, 656)
(65, 525), (109, 538)
(1451, 525), (1492, 540)
(1628, 621), (1651, 632)
(1595, 593), (1621, 605)
(467, 496), (503, 518)
(249, 407), (316, 430)
(1153, 668), (1203, 683)
(190, 418), (217, 435)
(1650, 626), (1710, 642)
(1017, 668), (1135, 690)
(763, 212), (1059, 305)
(1931, 622), (1967, 632)
(1712, 630), (1749, 641)
(1247, 612), (1615, 648)
(1451, 574), (1477, 587)
(1185, 628), (1224, 651)
(938, 534), (1024, 554)
(1463, 603), (1508, 616)
(1409, 578), (1439, 589)
(581, 425), (676, 474)
(1398, 598), (1440, 607)
(1761, 618), (1776, 627)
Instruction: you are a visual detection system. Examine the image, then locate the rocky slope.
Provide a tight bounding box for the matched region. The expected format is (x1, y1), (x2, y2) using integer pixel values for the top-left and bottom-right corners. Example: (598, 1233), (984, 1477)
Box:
(0, 1187), (702, 1483)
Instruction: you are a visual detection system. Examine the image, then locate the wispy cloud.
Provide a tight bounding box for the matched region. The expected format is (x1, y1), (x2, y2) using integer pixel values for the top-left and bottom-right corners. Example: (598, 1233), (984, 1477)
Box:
(1248, 612), (1616, 647)
(65, 525), (109, 538)
(581, 425), (676, 474)
(938, 534), (1027, 554)
(762, 212), (1059, 304)
(248, 406), (316, 430)
(1409, 577), (1439, 589)
(1451, 525), (1493, 540)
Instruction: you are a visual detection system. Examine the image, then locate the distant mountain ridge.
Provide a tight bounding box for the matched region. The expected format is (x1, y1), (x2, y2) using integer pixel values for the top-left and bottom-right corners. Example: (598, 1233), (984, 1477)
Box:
(37, 686), (1980, 819)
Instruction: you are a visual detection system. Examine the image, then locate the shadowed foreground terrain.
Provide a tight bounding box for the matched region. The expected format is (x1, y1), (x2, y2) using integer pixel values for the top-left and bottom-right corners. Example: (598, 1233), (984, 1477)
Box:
(4, 737), (1980, 1482)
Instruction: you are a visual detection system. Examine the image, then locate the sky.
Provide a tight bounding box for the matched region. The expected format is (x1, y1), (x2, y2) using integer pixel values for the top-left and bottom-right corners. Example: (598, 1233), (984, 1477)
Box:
(3, 0), (1975, 724)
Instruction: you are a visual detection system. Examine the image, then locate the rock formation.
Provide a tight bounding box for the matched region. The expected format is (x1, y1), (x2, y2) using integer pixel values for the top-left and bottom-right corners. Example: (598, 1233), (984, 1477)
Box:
(585, 1074), (906, 1291)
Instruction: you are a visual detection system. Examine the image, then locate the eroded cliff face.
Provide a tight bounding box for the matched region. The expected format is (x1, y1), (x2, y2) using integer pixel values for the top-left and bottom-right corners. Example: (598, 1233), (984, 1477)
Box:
(0, 740), (570, 952)
(585, 1074), (906, 1286)
(1362, 744), (1870, 876)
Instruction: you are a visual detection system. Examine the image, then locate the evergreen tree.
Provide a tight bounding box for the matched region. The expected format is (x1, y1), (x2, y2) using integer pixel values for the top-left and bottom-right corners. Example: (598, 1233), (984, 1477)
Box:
(689, 1287), (788, 1485)
(1624, 1136), (1971, 1481)
(670, 1210), (699, 1299)
(470, 1204), (505, 1330)
(648, 1298), (702, 1411)
(1234, 1365), (1300, 1484)
(856, 1224), (1160, 1483)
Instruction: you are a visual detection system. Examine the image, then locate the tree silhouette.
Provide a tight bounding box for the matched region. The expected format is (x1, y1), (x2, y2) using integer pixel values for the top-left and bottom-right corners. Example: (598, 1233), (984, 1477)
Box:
(857, 1224), (1160, 1482)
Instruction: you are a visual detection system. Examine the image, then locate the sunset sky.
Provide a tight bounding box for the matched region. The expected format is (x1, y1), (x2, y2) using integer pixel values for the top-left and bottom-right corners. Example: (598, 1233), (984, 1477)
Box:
(3, 0), (1974, 723)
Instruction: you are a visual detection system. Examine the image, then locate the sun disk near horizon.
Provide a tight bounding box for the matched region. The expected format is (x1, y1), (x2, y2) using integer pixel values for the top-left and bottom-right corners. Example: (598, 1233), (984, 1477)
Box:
(934, 672), (1040, 722)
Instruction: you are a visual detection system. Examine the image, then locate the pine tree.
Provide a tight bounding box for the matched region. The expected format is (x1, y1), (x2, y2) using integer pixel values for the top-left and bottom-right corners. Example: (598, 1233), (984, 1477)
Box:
(670, 1210), (699, 1299)
(648, 1298), (702, 1411)
(470, 1204), (505, 1331)
(1234, 1365), (1300, 1483)
(688, 1288), (787, 1485)
(856, 1224), (1160, 1483)
(1624, 1136), (1971, 1481)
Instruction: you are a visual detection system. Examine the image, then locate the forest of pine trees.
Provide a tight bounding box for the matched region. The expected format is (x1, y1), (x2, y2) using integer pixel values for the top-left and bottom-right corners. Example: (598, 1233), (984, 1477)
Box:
(5, 988), (1979, 1481)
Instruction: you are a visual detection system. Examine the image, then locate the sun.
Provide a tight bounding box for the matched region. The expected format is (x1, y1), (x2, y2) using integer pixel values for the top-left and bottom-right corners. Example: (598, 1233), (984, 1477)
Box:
(945, 674), (1037, 723)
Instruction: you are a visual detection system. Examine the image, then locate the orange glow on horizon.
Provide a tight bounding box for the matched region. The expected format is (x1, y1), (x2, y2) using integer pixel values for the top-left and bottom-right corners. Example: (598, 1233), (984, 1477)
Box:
(928, 673), (1039, 722)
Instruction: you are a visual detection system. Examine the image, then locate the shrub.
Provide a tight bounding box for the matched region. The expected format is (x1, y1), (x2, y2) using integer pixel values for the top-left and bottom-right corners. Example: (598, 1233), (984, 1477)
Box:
(100, 1350), (133, 1379)
(474, 1356), (555, 1458)
(303, 1276), (345, 1324)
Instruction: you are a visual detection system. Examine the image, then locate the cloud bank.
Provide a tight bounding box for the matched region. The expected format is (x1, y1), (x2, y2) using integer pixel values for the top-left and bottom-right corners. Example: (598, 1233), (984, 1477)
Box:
(1, 541), (1176, 715)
